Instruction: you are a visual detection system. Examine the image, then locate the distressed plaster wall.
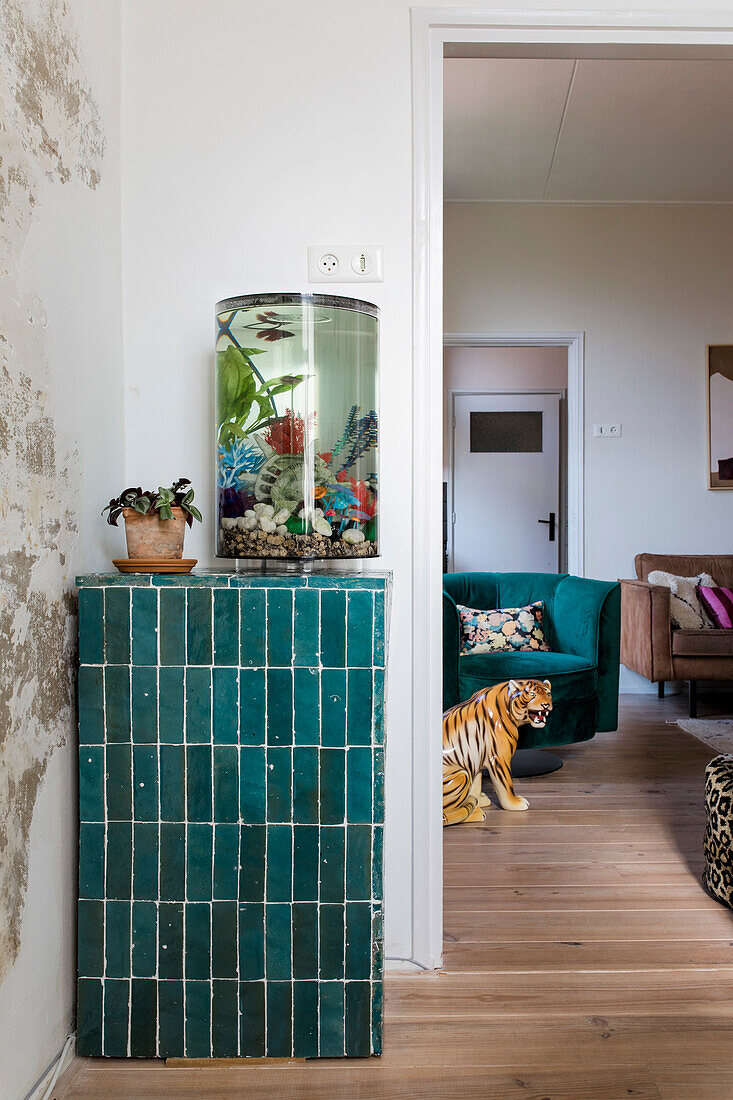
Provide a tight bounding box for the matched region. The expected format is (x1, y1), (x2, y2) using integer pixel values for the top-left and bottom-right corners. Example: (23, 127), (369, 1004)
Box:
(0, 1), (122, 1095)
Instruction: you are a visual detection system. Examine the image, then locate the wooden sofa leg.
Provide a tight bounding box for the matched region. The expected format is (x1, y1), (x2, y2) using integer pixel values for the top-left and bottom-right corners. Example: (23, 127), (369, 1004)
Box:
(658, 681), (665, 699)
(689, 681), (698, 719)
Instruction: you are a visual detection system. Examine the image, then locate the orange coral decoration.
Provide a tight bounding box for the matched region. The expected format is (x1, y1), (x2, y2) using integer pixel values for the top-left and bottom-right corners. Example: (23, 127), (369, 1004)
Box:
(263, 409), (313, 454)
(349, 478), (376, 518)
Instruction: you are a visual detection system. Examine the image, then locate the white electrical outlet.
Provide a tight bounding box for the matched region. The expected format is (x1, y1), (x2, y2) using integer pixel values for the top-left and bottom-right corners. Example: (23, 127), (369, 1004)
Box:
(308, 245), (383, 283)
(593, 423), (622, 437)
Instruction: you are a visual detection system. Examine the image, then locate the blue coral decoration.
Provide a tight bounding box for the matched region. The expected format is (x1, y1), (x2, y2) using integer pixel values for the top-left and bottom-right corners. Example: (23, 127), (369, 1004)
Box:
(330, 405), (378, 473)
(218, 438), (265, 489)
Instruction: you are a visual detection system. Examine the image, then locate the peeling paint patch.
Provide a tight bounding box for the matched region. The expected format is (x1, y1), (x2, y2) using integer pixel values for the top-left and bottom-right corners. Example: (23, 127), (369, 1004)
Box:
(0, 0), (104, 983)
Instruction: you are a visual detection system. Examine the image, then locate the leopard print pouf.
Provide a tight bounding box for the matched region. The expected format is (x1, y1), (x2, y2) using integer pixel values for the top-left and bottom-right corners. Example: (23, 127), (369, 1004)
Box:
(703, 754), (733, 908)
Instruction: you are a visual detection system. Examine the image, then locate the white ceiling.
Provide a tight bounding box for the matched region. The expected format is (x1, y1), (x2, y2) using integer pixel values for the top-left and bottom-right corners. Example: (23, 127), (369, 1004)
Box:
(444, 59), (733, 202)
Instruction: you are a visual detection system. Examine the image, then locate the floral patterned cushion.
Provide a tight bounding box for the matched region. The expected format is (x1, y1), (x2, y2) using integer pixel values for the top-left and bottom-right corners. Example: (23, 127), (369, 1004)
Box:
(456, 601), (551, 656)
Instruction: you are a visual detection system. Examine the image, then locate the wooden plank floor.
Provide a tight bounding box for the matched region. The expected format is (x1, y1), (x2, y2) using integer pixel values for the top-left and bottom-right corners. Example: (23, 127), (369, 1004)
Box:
(56, 695), (733, 1099)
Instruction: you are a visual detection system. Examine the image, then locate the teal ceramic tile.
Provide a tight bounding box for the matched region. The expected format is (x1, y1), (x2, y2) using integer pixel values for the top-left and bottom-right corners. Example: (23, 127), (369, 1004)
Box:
(212, 980), (239, 1057)
(103, 977), (130, 1057)
(186, 667), (211, 743)
(346, 590), (373, 668)
(293, 826), (319, 901)
(159, 589), (185, 665)
(347, 747), (372, 823)
(371, 907), (383, 979)
(265, 825), (292, 903)
(78, 666), (104, 744)
(186, 824), (213, 902)
(213, 746), (239, 824)
(346, 825), (372, 901)
(292, 902), (317, 978)
(187, 588), (213, 665)
(105, 666), (131, 743)
(132, 666), (158, 743)
(154, 573), (230, 587)
(266, 668), (293, 745)
(185, 902), (211, 980)
(76, 978), (103, 1056)
(232, 575), (307, 588)
(239, 746), (266, 824)
(320, 826), (345, 903)
(131, 978), (158, 1057)
(212, 901), (238, 978)
(320, 749), (345, 825)
(133, 745), (158, 821)
(320, 589), (346, 666)
(266, 588), (293, 666)
(160, 744), (185, 821)
(293, 667), (320, 744)
(186, 745), (212, 822)
(293, 980), (318, 1058)
(105, 899), (131, 977)
(185, 980), (211, 1058)
(346, 668), (372, 745)
(106, 822), (132, 899)
(239, 981), (265, 1057)
(292, 746), (318, 824)
(158, 980), (184, 1057)
(373, 589), (386, 668)
(373, 669), (385, 745)
(319, 904), (345, 980)
(372, 825), (383, 902)
(105, 587), (131, 665)
(132, 901), (157, 977)
(265, 903), (292, 980)
(265, 981), (292, 1057)
(239, 825), (265, 902)
(77, 899), (104, 976)
(158, 666), (184, 743)
(79, 823), (105, 899)
(133, 822), (158, 901)
(79, 588), (104, 665)
(131, 588), (158, 666)
(213, 667), (238, 744)
(79, 746), (104, 822)
(320, 669), (346, 746)
(240, 588), (266, 667)
(371, 980), (383, 1055)
(239, 669), (265, 745)
(293, 588), (319, 666)
(213, 589), (239, 666)
(345, 981), (371, 1057)
(159, 824), (185, 901)
(345, 902), (372, 980)
(213, 823), (239, 900)
(266, 746), (292, 823)
(373, 746), (385, 821)
(106, 744), (132, 821)
(238, 903), (264, 980)
(318, 980), (345, 1057)
(158, 903), (183, 979)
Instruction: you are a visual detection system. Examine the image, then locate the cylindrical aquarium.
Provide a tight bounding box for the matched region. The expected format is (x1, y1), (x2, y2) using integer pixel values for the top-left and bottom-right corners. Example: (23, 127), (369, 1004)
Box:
(215, 293), (378, 562)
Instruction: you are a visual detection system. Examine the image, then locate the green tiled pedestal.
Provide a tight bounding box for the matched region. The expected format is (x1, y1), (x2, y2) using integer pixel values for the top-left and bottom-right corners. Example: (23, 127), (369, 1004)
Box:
(76, 571), (390, 1059)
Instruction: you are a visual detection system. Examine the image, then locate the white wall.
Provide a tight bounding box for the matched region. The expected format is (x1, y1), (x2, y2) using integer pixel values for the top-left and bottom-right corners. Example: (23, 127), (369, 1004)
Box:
(445, 202), (733, 688)
(0, 2), (123, 1096)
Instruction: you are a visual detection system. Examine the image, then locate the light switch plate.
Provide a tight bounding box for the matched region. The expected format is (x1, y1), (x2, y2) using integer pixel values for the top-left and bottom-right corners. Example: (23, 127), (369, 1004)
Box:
(307, 245), (384, 283)
(593, 423), (622, 437)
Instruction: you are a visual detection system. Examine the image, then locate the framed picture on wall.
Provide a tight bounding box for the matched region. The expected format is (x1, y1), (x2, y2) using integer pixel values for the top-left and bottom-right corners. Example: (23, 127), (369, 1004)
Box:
(708, 346), (733, 489)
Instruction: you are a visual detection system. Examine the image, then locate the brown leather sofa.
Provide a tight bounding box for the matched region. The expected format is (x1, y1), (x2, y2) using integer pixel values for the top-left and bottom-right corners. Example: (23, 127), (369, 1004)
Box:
(620, 554), (733, 717)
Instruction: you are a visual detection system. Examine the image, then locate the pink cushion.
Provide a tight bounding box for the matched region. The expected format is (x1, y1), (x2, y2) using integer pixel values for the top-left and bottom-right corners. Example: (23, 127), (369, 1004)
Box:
(698, 585), (733, 629)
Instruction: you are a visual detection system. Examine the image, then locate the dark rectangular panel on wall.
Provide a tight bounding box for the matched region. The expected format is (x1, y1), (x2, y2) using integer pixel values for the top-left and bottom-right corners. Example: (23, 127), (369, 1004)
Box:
(76, 571), (390, 1059)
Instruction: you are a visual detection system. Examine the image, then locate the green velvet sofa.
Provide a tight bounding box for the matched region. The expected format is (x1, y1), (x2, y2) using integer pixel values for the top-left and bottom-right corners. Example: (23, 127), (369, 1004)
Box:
(443, 572), (621, 749)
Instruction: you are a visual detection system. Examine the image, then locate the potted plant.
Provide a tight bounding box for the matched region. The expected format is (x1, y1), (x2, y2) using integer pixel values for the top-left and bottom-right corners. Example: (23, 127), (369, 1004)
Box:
(103, 478), (202, 560)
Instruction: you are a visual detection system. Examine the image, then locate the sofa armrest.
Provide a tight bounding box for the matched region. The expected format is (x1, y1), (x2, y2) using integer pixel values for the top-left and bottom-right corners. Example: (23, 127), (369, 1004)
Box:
(552, 576), (621, 732)
(620, 578), (673, 683)
(443, 591), (461, 712)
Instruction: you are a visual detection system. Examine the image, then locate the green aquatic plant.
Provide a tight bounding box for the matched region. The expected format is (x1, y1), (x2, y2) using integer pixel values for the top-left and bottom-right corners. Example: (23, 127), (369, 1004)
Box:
(217, 345), (304, 447)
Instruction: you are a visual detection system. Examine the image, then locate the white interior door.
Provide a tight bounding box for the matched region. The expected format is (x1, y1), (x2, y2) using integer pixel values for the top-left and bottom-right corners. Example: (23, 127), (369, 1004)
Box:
(451, 391), (561, 573)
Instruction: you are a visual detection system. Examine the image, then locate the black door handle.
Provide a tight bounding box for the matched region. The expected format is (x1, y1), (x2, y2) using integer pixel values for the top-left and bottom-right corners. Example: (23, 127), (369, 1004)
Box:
(538, 512), (556, 542)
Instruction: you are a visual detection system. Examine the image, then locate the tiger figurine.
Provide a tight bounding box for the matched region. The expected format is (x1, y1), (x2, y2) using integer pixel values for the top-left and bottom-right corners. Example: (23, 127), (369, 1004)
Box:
(442, 679), (553, 826)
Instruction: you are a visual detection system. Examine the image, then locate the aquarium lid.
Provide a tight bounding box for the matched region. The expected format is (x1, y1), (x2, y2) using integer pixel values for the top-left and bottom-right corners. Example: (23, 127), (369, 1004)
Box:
(216, 293), (379, 319)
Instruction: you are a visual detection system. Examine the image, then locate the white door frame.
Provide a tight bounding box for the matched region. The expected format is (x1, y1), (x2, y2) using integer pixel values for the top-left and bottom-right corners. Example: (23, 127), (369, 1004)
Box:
(409, 8), (733, 970)
(445, 333), (584, 575)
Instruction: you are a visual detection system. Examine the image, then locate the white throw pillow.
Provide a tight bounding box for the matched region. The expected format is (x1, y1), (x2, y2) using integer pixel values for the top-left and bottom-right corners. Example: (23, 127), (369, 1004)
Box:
(647, 570), (716, 630)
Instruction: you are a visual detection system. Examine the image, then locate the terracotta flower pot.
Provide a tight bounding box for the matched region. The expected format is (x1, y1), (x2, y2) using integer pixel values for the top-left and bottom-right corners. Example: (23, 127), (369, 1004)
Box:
(123, 506), (187, 560)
